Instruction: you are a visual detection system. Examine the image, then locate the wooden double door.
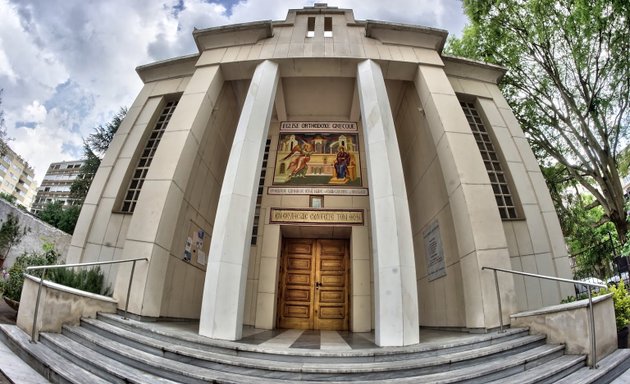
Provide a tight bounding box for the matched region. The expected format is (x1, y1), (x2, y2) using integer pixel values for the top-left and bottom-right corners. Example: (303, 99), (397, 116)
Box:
(277, 239), (349, 330)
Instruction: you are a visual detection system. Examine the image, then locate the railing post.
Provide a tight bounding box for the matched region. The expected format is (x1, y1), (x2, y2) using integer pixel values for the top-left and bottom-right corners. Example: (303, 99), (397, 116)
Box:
(30, 268), (47, 343)
(492, 269), (505, 333)
(123, 260), (137, 320)
(587, 286), (598, 369)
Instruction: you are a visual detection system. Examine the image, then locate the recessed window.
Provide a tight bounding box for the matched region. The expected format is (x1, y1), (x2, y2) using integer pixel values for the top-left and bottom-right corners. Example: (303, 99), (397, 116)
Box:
(306, 17), (315, 38)
(251, 138), (271, 245)
(120, 100), (178, 213)
(310, 195), (323, 208)
(324, 17), (333, 37)
(461, 101), (519, 220)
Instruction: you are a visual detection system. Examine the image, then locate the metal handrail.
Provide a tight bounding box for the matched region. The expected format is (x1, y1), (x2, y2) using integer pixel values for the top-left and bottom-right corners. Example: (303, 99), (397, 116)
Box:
(482, 266), (607, 369)
(25, 257), (148, 343)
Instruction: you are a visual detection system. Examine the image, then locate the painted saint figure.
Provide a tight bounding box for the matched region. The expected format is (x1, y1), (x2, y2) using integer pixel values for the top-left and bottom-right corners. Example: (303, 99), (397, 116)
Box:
(334, 146), (351, 179)
(283, 142), (313, 178)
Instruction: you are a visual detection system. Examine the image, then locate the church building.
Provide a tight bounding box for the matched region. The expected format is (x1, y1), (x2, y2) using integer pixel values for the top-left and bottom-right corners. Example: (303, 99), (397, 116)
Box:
(66, 4), (573, 347)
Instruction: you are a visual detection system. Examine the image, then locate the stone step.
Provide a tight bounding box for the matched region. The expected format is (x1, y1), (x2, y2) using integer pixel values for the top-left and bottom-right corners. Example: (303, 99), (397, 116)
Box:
(96, 312), (532, 362)
(0, 324), (109, 384)
(556, 349), (630, 384)
(39, 332), (180, 384)
(0, 336), (49, 384)
(59, 321), (565, 382)
(338, 345), (567, 383)
(486, 354), (586, 384)
(66, 319), (551, 376)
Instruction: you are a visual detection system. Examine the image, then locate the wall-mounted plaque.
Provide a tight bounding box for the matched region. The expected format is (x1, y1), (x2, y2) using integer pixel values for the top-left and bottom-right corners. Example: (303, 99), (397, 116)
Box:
(423, 220), (446, 281)
(280, 121), (358, 133)
(270, 208), (364, 225)
(267, 187), (368, 196)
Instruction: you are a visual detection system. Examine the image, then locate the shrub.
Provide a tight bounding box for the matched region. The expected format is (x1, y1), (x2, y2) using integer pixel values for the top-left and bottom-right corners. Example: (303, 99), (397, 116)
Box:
(47, 267), (111, 296)
(604, 280), (630, 330)
(0, 245), (59, 302)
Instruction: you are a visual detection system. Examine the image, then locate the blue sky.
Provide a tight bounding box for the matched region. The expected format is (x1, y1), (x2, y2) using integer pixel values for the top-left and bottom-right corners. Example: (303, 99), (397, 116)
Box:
(0, 0), (468, 185)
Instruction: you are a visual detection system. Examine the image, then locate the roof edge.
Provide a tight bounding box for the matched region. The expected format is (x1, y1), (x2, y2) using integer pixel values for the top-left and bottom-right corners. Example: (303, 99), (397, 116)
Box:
(365, 20), (448, 52)
(193, 20), (273, 52)
(135, 53), (199, 83)
(442, 55), (507, 84)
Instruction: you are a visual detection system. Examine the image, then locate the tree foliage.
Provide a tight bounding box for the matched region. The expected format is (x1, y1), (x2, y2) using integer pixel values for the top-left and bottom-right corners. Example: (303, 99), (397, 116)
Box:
(0, 243), (59, 302)
(70, 107), (127, 203)
(0, 212), (30, 266)
(0, 192), (17, 205)
(36, 201), (81, 235)
(447, 0), (630, 243)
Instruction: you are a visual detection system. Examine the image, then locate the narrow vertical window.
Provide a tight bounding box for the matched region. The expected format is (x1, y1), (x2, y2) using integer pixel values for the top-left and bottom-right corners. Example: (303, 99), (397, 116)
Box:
(324, 17), (333, 37)
(461, 101), (519, 220)
(251, 138), (271, 245)
(120, 100), (178, 213)
(306, 17), (315, 38)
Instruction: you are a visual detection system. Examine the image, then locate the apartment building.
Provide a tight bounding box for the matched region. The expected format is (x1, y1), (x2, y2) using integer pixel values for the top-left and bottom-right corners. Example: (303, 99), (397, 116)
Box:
(31, 160), (85, 214)
(0, 142), (36, 209)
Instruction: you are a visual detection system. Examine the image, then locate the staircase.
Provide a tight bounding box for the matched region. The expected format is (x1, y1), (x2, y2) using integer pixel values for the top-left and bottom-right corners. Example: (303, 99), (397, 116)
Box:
(1, 313), (629, 383)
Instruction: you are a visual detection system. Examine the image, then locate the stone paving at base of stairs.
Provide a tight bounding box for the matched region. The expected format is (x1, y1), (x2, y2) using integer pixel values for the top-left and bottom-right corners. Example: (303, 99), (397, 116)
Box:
(611, 369), (630, 383)
(0, 299), (49, 383)
(132, 316), (484, 353)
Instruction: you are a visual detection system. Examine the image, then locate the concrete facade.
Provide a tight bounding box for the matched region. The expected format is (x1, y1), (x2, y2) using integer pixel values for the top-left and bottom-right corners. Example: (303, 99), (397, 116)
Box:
(0, 140), (37, 209)
(66, 5), (573, 346)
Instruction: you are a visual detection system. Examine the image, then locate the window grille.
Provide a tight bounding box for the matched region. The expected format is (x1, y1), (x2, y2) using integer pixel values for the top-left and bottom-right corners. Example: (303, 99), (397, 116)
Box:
(460, 101), (518, 220)
(307, 17), (315, 38)
(251, 138), (271, 245)
(120, 100), (178, 213)
(324, 17), (333, 37)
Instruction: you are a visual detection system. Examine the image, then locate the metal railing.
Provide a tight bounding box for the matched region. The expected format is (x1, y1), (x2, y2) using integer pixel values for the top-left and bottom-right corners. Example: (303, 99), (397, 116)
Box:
(25, 257), (148, 343)
(482, 266), (607, 369)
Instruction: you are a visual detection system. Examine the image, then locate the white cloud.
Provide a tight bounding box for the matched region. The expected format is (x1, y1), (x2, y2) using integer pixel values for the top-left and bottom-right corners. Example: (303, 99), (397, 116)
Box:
(21, 100), (47, 123)
(0, 0), (468, 187)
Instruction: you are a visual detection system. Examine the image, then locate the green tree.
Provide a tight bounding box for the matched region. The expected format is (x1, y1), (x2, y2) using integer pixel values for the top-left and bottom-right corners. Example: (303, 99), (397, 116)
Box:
(36, 201), (81, 234)
(70, 107), (126, 203)
(447, 0), (630, 243)
(0, 212), (30, 268)
(0, 243), (59, 302)
(0, 192), (17, 205)
(565, 195), (618, 279)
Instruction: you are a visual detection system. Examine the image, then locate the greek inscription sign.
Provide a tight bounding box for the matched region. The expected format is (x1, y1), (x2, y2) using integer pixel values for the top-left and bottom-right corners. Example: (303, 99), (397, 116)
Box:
(280, 121), (358, 132)
(270, 208), (363, 225)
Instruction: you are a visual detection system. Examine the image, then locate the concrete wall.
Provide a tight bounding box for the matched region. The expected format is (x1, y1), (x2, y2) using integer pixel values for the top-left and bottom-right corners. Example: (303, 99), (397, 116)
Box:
(511, 294), (617, 366)
(0, 199), (71, 269)
(394, 84), (465, 328)
(447, 74), (574, 311)
(65, 75), (192, 290)
(17, 275), (117, 340)
(159, 82), (240, 318)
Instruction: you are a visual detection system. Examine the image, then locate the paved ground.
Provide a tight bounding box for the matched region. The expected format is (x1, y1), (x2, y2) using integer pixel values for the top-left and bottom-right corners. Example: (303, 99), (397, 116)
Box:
(0, 299), (17, 326)
(0, 299), (49, 383)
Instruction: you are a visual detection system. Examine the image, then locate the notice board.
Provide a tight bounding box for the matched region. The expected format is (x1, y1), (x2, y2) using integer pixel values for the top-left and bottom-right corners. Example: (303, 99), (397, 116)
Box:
(183, 221), (209, 271)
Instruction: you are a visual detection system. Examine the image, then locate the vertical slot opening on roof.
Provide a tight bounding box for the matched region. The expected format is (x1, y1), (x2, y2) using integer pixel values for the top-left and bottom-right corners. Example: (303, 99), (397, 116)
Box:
(307, 17), (315, 37)
(324, 17), (333, 37)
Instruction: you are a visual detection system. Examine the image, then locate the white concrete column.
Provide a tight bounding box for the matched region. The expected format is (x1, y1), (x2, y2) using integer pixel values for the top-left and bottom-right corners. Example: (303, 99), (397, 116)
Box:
(414, 64), (515, 329)
(356, 59), (420, 346)
(200, 60), (279, 341)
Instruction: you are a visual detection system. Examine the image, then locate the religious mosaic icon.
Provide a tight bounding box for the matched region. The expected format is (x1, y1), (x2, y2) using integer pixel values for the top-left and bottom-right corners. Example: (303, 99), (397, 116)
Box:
(273, 132), (361, 186)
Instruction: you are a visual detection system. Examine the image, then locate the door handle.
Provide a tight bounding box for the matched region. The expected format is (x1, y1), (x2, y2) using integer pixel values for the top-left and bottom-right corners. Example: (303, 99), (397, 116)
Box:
(315, 281), (322, 288)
